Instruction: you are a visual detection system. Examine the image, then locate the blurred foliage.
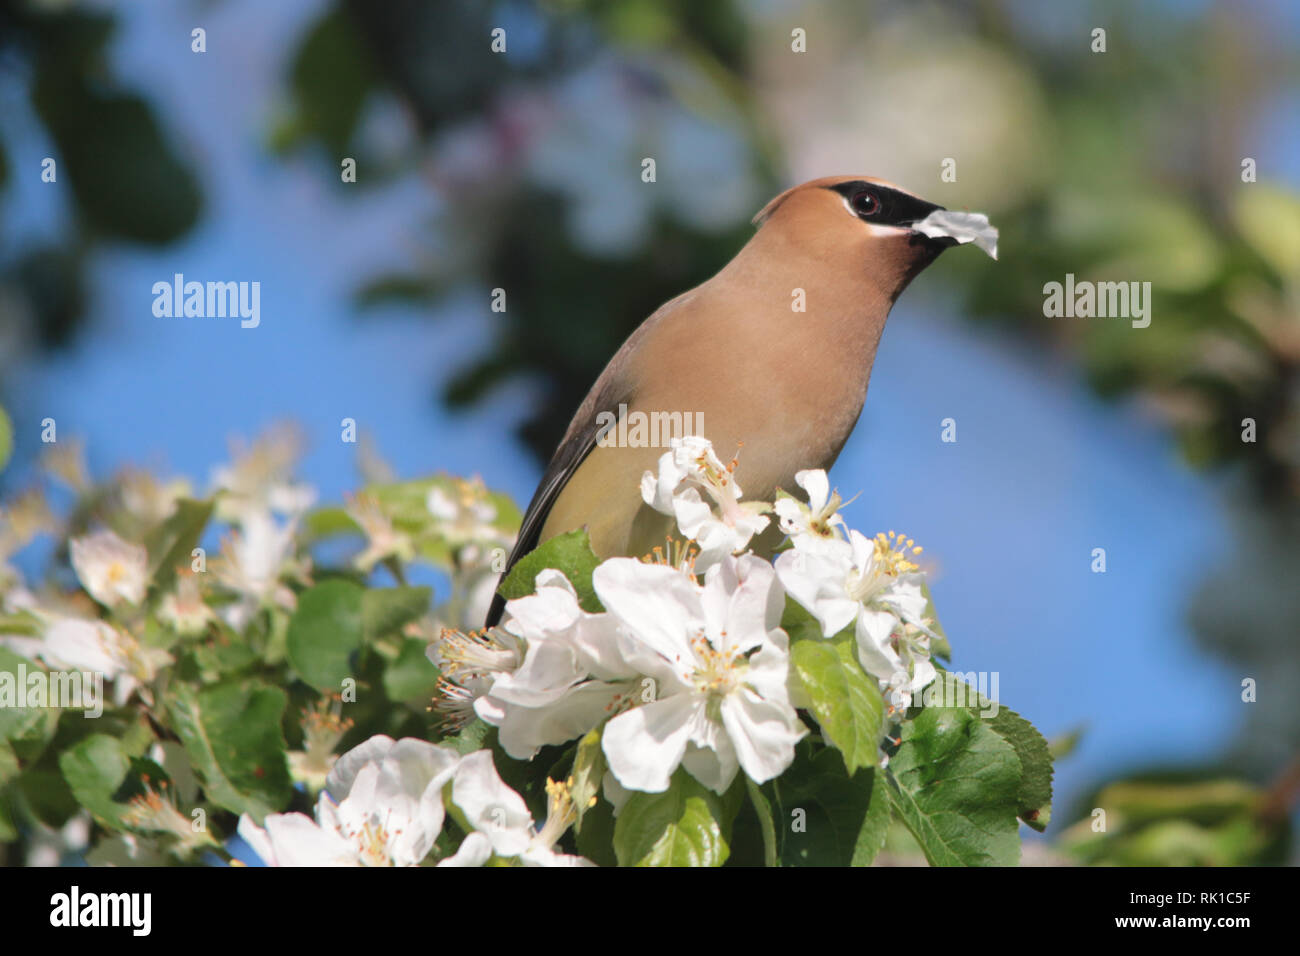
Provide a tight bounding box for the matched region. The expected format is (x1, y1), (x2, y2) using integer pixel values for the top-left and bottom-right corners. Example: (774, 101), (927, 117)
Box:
(0, 0), (202, 358)
(276, 0), (778, 461)
(1059, 767), (1292, 866)
(0, 428), (518, 865)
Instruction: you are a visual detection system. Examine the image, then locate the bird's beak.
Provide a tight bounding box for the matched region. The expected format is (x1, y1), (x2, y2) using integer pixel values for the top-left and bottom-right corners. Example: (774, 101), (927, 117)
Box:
(910, 229), (961, 250)
(908, 207), (1000, 260)
(906, 205), (960, 252)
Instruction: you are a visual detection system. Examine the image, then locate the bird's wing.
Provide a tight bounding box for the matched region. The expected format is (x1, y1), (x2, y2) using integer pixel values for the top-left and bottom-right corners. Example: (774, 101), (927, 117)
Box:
(483, 376), (632, 627)
(483, 290), (696, 627)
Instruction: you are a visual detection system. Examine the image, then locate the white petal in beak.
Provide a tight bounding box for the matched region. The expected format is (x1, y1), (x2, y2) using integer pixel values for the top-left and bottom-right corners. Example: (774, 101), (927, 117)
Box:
(911, 210), (999, 260)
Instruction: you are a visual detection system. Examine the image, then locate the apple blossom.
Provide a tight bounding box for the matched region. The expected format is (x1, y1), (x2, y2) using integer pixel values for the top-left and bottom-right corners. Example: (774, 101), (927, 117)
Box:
(69, 529), (148, 608)
(592, 554), (805, 794)
(427, 477), (512, 549)
(211, 507), (304, 630)
(640, 436), (770, 571)
(465, 570), (648, 760)
(344, 491), (415, 572)
(157, 570), (215, 636)
(773, 469), (849, 554)
(776, 528), (937, 711)
(239, 735), (460, 867)
(449, 750), (594, 866)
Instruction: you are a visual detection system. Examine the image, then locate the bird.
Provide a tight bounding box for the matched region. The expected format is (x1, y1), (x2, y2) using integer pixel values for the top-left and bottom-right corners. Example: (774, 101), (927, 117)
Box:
(485, 175), (991, 627)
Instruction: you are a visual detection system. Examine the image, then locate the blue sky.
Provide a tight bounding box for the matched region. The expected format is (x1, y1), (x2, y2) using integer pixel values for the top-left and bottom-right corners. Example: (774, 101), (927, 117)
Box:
(3, 0), (1290, 824)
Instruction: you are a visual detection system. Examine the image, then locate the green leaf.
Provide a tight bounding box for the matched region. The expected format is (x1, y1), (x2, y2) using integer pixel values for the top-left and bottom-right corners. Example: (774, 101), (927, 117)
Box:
(919, 580), (951, 660)
(771, 740), (889, 866)
(449, 719), (492, 756)
(985, 707), (1054, 831)
(853, 767), (893, 865)
(0, 405), (12, 473)
(299, 506), (360, 544)
(790, 633), (883, 775)
(144, 498), (212, 595)
(167, 680), (291, 821)
(382, 637), (440, 703)
(575, 795), (618, 867)
(284, 9), (377, 155)
(0, 743), (18, 841)
(58, 734), (131, 826)
(33, 76), (202, 243)
(1234, 184), (1300, 279)
(1048, 726), (1085, 762)
(0, 650), (44, 740)
(935, 673), (1055, 830)
(0, 650), (63, 755)
(499, 529), (603, 612)
(614, 770), (733, 867)
(191, 634), (259, 680)
(0, 741), (18, 788)
(779, 595), (822, 642)
(0, 612), (40, 637)
(355, 273), (445, 309)
(887, 706), (1022, 866)
(361, 586), (431, 641)
(286, 579), (365, 693)
(745, 776), (778, 867)
(569, 728), (605, 834)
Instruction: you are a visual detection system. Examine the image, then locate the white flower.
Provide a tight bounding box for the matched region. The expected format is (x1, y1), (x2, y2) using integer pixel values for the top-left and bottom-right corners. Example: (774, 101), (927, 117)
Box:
(212, 508), (302, 630)
(775, 529), (936, 709)
(875, 622), (937, 714)
(450, 750), (594, 866)
(118, 469), (191, 526)
(288, 695), (353, 793)
(640, 437), (770, 571)
(430, 624), (523, 682)
(69, 530), (148, 608)
(209, 424), (316, 525)
(238, 812), (357, 867)
(430, 674), (494, 733)
(121, 781), (216, 853)
(773, 470), (848, 554)
(592, 554), (805, 794)
(469, 571), (644, 760)
(0, 488), (55, 565)
(427, 478), (511, 549)
(436, 831), (494, 867)
(344, 492), (414, 573)
(3, 616), (168, 706)
(40, 439), (90, 493)
(157, 571), (214, 636)
(9, 617), (122, 676)
(239, 735), (460, 867)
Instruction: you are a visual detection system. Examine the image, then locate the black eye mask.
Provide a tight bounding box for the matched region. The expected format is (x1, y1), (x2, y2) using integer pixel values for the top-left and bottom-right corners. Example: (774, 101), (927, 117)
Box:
(826, 181), (944, 228)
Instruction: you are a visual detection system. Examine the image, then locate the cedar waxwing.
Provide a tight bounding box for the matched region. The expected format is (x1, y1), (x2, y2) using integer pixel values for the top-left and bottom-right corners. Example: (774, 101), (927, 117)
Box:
(485, 175), (996, 626)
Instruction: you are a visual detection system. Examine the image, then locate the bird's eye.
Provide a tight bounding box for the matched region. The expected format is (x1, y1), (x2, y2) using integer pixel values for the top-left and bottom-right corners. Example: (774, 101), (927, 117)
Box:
(851, 190), (881, 217)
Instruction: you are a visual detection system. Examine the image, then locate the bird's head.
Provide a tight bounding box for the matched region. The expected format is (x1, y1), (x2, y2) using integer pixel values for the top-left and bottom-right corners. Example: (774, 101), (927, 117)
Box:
(752, 175), (981, 301)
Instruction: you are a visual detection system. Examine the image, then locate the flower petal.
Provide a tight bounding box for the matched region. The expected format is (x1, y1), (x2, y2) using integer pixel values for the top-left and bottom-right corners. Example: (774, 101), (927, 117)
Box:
(602, 694), (701, 793)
